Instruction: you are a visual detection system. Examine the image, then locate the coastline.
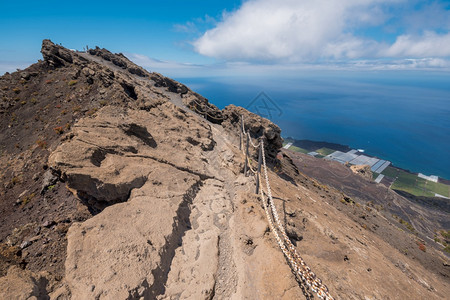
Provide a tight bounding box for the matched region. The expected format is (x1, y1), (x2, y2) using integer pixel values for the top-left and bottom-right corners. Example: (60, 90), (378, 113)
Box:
(283, 137), (449, 180)
(178, 74), (450, 182)
(283, 137), (450, 200)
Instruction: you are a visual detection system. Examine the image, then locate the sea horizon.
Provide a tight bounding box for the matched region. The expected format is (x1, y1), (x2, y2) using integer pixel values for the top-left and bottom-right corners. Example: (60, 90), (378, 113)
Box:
(177, 71), (450, 180)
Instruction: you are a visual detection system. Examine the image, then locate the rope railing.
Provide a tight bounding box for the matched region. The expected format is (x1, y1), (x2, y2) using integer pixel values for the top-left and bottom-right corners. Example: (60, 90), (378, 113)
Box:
(247, 131), (260, 148)
(239, 115), (334, 300)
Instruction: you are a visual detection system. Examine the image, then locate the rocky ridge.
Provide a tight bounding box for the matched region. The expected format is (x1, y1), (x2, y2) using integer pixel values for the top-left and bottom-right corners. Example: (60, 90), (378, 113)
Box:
(0, 40), (448, 299)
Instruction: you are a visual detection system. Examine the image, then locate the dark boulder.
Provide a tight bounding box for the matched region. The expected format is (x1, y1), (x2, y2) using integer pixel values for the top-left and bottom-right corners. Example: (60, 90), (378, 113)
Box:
(88, 47), (149, 78)
(41, 39), (74, 67)
(150, 72), (188, 94)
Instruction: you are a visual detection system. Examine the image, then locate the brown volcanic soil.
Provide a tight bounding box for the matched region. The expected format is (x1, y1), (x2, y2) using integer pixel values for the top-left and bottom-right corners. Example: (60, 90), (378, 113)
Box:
(0, 62), (100, 282)
(280, 149), (450, 278)
(0, 41), (185, 285)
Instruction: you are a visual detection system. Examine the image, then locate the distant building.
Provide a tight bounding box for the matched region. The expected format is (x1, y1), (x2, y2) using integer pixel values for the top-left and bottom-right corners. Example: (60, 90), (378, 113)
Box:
(418, 173), (439, 183)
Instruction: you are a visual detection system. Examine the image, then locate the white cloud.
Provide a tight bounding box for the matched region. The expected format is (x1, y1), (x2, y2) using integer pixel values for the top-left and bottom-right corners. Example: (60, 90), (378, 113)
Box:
(331, 57), (450, 70)
(402, 58), (450, 69)
(126, 52), (450, 79)
(382, 31), (450, 57)
(194, 0), (388, 61)
(193, 0), (450, 63)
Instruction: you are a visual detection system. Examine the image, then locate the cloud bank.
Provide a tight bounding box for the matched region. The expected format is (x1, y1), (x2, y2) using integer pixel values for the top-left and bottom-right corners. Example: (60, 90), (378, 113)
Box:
(125, 53), (450, 80)
(193, 0), (450, 63)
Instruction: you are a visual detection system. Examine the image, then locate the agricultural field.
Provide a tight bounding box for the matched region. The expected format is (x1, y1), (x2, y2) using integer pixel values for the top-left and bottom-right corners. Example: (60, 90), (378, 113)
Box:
(282, 141), (333, 155)
(380, 166), (399, 178)
(316, 147), (335, 156)
(382, 166), (450, 198)
(283, 139), (450, 199)
(289, 145), (309, 154)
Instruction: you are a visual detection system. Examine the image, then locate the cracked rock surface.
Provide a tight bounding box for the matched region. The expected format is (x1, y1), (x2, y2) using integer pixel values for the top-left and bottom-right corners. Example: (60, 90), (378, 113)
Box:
(47, 102), (218, 298)
(49, 104), (215, 205)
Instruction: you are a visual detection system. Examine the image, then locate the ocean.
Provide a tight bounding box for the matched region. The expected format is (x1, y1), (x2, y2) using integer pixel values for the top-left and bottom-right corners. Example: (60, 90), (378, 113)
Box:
(176, 71), (450, 179)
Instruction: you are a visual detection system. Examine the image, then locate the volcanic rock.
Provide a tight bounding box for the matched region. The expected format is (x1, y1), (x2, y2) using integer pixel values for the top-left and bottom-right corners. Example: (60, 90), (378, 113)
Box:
(0, 266), (48, 300)
(222, 104), (282, 158)
(88, 46), (149, 78)
(350, 164), (373, 181)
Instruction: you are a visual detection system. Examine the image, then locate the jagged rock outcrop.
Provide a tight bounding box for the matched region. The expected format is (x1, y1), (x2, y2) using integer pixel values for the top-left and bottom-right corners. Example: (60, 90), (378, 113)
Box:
(222, 104), (282, 159)
(41, 39), (80, 67)
(350, 164), (372, 180)
(88, 46), (149, 78)
(150, 72), (188, 94)
(46, 100), (221, 298)
(40, 39), (170, 111)
(184, 94), (223, 124)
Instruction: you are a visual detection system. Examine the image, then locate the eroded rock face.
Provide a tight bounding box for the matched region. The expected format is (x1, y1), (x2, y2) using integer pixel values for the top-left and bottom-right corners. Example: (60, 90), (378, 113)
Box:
(41, 39), (79, 67)
(150, 72), (188, 94)
(350, 164), (373, 181)
(88, 46), (150, 78)
(40, 39), (171, 111)
(49, 104), (215, 205)
(47, 102), (219, 298)
(222, 104), (282, 159)
(182, 92), (223, 124)
(0, 266), (48, 300)
(65, 165), (201, 299)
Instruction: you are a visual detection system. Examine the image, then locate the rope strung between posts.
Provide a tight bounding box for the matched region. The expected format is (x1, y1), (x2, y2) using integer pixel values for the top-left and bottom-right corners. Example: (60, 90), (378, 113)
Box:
(260, 139), (334, 300)
(258, 176), (318, 298)
(247, 131), (260, 148)
(240, 116), (260, 150)
(238, 114), (334, 300)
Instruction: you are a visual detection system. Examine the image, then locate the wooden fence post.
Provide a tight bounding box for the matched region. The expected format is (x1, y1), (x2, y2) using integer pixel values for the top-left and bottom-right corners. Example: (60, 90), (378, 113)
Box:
(256, 138), (263, 194)
(239, 115), (243, 151)
(244, 133), (249, 176)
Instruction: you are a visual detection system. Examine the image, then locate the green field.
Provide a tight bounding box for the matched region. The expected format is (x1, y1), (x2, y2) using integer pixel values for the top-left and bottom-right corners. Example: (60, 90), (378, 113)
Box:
(417, 180), (450, 197)
(391, 173), (434, 197)
(383, 166), (450, 198)
(283, 144), (334, 156)
(381, 166), (399, 178)
(316, 147), (336, 156)
(282, 140), (450, 198)
(289, 145), (309, 154)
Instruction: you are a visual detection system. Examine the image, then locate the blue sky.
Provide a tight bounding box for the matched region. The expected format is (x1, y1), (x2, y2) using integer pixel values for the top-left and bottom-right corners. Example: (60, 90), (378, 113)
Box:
(1, 0), (450, 75)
